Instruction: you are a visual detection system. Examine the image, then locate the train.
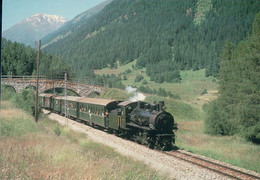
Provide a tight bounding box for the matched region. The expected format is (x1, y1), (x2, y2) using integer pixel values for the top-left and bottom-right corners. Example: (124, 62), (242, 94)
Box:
(39, 93), (177, 150)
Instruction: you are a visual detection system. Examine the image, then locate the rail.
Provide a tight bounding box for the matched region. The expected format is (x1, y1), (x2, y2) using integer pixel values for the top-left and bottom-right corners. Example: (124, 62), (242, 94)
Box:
(162, 150), (260, 180)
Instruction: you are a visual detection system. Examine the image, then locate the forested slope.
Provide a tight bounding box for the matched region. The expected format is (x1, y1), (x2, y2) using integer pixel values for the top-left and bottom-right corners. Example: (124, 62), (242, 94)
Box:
(205, 13), (260, 143)
(42, 0), (260, 81)
(1, 38), (70, 76)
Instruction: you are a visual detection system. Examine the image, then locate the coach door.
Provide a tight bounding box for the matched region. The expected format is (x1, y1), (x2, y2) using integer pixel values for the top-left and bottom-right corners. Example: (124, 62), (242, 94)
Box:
(118, 116), (121, 128)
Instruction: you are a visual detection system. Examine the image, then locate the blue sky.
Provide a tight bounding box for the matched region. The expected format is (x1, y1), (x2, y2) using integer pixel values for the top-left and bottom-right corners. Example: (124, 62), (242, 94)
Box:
(3, 0), (107, 31)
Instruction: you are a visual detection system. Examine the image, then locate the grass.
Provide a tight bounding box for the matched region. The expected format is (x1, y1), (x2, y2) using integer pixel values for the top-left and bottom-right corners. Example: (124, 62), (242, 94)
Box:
(0, 100), (168, 179)
(194, 0), (213, 25)
(176, 120), (260, 172)
(99, 88), (133, 101)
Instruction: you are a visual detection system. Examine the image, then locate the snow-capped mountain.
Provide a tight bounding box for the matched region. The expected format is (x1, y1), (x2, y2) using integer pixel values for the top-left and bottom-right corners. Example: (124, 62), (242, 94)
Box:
(3, 14), (67, 46)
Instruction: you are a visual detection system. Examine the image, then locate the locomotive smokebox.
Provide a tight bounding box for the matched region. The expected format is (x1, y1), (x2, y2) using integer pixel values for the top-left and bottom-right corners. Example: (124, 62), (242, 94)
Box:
(159, 101), (164, 111)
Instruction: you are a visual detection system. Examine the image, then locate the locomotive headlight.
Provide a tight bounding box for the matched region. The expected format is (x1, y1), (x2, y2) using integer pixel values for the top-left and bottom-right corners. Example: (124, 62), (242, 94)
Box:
(149, 123), (154, 129)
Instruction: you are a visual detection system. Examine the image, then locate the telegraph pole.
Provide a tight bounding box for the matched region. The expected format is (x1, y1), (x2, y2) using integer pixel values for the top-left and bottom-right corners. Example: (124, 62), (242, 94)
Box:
(34, 40), (41, 123)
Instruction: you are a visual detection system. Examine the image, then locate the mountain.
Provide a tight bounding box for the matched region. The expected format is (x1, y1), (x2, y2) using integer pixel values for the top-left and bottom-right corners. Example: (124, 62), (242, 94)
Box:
(41, 0), (260, 80)
(41, 0), (113, 48)
(3, 14), (67, 46)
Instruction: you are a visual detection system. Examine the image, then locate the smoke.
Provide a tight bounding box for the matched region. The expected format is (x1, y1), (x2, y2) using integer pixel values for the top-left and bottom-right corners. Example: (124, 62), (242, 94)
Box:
(126, 86), (146, 101)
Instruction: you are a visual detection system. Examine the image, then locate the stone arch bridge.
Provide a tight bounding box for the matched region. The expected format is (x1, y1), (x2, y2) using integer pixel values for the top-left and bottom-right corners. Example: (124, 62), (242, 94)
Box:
(1, 76), (105, 97)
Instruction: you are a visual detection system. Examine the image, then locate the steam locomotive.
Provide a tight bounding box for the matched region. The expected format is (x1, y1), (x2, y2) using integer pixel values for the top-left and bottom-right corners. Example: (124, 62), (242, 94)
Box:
(39, 93), (177, 150)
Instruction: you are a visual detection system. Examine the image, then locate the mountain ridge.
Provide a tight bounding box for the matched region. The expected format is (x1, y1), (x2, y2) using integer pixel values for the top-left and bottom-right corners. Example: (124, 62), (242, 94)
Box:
(3, 14), (67, 46)
(41, 0), (113, 48)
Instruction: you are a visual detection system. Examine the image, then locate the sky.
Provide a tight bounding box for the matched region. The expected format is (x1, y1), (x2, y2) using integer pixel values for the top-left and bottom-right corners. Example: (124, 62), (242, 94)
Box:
(2, 0), (107, 31)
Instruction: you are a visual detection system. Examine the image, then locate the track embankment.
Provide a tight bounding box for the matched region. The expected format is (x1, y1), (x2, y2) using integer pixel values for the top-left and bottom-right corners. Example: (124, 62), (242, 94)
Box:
(43, 110), (259, 180)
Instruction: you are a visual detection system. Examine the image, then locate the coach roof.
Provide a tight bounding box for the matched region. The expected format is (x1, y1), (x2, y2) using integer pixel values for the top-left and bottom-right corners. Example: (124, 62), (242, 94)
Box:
(60, 96), (82, 101)
(78, 98), (118, 106)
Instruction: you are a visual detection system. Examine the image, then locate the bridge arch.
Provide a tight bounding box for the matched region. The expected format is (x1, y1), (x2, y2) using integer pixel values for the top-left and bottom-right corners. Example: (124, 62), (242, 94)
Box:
(43, 87), (80, 97)
(87, 90), (101, 97)
(1, 84), (16, 93)
(25, 85), (36, 90)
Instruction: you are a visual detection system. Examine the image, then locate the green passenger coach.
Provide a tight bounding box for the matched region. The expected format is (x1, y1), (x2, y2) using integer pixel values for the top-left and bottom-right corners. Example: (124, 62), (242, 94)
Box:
(39, 93), (55, 109)
(60, 96), (82, 118)
(53, 96), (63, 113)
(78, 98), (120, 127)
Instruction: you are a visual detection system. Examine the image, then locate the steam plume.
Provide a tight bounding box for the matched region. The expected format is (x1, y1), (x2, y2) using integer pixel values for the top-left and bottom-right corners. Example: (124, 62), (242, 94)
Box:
(126, 86), (146, 101)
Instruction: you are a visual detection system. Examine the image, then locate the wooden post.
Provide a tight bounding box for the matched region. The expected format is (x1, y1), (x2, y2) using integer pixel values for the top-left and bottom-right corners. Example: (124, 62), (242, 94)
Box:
(35, 40), (41, 123)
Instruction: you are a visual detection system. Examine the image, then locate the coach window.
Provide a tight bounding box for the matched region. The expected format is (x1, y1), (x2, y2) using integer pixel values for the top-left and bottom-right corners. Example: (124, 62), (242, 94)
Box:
(99, 106), (102, 115)
(98, 106), (100, 115)
(94, 106), (96, 114)
(80, 104), (82, 111)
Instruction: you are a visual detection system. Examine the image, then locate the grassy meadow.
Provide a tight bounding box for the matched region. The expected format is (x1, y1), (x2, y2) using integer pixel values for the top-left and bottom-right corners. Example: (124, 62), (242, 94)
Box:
(0, 100), (167, 179)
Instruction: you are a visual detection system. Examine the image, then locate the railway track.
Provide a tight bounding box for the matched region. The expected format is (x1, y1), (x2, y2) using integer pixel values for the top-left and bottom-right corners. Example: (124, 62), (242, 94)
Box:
(163, 150), (260, 180)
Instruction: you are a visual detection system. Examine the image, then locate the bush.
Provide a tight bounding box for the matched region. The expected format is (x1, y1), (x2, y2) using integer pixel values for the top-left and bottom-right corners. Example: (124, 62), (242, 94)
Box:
(125, 69), (131, 74)
(201, 89), (208, 95)
(12, 89), (40, 116)
(1, 85), (16, 100)
(96, 74), (125, 89)
(158, 88), (167, 97)
(142, 80), (148, 85)
(53, 126), (61, 136)
(135, 75), (144, 82)
(205, 100), (237, 135)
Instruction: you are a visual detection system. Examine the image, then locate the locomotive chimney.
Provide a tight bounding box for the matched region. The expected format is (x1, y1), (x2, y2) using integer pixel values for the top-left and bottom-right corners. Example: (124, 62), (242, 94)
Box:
(159, 101), (164, 111)
(138, 101), (141, 109)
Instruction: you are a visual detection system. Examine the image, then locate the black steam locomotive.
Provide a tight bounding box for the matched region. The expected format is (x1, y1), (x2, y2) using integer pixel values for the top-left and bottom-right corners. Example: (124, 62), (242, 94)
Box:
(39, 94), (177, 150)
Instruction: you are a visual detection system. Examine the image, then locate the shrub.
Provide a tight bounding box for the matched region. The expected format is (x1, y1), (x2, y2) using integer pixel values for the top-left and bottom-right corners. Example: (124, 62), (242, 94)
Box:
(205, 100), (237, 135)
(158, 88), (167, 97)
(201, 89), (208, 95)
(53, 126), (61, 136)
(1, 85), (16, 100)
(125, 69), (131, 74)
(135, 75), (144, 82)
(12, 89), (40, 116)
(142, 80), (148, 85)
